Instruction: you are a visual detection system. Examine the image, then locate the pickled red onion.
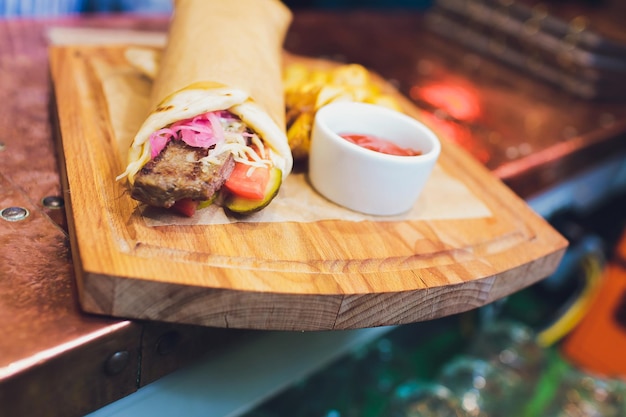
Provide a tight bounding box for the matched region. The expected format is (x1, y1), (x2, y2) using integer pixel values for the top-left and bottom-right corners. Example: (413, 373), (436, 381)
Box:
(148, 111), (227, 158)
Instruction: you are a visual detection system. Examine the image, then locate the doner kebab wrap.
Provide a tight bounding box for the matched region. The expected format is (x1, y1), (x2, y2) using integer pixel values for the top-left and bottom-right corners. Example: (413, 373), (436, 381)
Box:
(117, 0), (293, 216)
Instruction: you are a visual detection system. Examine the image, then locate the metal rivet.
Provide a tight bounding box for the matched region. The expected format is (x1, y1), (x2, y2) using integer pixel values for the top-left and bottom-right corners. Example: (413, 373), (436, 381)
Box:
(1, 206), (29, 222)
(156, 331), (181, 356)
(104, 351), (130, 375)
(42, 196), (65, 209)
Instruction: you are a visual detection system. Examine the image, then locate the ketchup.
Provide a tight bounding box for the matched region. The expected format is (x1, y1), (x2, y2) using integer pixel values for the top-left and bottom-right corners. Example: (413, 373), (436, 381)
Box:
(339, 133), (422, 156)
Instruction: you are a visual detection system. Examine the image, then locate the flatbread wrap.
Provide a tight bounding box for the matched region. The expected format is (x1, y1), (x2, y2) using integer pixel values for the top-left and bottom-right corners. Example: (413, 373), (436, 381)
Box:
(118, 0), (293, 216)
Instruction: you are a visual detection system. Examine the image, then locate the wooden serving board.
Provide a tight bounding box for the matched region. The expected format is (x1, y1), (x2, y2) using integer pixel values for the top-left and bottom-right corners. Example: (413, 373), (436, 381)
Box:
(49, 45), (567, 331)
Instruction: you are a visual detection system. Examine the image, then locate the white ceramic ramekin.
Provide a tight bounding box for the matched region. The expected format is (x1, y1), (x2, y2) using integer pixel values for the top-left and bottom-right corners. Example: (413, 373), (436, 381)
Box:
(308, 102), (441, 216)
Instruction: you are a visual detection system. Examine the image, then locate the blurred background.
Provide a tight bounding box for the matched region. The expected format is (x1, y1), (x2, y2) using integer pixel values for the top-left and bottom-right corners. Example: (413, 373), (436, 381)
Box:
(2, 0), (625, 416)
(0, 0), (436, 16)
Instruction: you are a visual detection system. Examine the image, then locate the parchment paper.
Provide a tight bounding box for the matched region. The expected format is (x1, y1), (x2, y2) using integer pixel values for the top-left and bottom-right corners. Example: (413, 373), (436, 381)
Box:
(48, 27), (492, 225)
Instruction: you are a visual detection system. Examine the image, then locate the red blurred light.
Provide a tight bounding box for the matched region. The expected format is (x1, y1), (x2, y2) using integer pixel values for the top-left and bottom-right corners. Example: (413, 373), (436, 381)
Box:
(419, 112), (491, 165)
(411, 83), (481, 122)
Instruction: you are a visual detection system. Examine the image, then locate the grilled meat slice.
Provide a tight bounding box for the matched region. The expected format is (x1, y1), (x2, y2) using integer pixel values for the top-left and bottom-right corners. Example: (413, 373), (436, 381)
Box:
(131, 140), (235, 208)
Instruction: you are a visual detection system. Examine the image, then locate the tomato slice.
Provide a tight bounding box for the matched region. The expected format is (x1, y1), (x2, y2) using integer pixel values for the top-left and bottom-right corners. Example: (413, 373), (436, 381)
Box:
(223, 162), (270, 200)
(170, 198), (198, 217)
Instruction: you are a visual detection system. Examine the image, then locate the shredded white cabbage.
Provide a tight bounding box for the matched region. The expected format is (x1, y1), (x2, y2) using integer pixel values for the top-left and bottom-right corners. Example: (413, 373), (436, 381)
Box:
(199, 114), (271, 171)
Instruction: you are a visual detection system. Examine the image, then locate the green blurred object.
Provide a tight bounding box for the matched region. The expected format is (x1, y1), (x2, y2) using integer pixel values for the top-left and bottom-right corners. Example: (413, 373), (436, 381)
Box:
(385, 380), (469, 417)
(437, 356), (524, 417)
(243, 308), (626, 417)
(243, 316), (470, 417)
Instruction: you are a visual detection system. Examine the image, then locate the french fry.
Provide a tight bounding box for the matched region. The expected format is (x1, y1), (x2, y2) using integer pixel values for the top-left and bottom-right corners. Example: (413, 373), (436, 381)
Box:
(284, 62), (401, 160)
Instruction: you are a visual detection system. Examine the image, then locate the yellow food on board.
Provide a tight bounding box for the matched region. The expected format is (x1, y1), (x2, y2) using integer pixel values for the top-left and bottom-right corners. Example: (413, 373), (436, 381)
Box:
(284, 63), (402, 160)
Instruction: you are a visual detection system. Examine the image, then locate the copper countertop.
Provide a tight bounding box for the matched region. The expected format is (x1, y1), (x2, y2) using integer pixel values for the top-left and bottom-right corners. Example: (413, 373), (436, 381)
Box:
(1, 9), (625, 417)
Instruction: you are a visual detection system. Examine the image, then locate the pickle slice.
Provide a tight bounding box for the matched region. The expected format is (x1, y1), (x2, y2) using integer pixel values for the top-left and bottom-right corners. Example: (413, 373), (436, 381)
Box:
(224, 167), (282, 215)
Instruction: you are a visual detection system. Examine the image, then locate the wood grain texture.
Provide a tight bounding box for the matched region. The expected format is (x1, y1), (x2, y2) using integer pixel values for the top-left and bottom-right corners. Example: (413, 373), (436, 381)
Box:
(49, 45), (567, 331)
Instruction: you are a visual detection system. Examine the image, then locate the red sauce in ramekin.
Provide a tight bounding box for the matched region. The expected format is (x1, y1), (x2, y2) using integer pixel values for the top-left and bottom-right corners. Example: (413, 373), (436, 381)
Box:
(339, 133), (422, 156)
